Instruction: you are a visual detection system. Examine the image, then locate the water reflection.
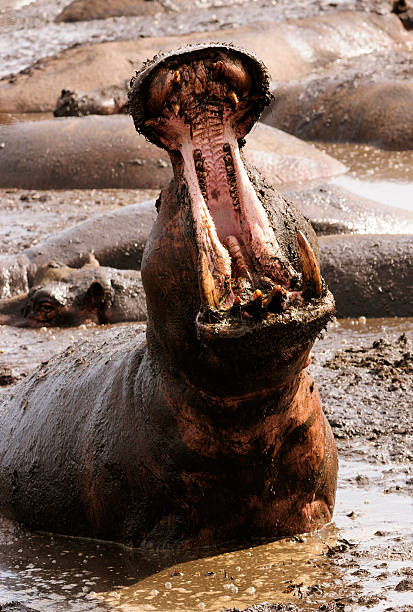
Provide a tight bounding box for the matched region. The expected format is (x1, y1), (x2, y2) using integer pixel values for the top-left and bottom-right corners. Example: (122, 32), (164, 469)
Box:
(0, 454), (412, 611)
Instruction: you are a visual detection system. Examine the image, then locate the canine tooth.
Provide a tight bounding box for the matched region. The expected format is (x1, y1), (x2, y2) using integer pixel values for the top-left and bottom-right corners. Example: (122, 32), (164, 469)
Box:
(215, 60), (223, 72)
(173, 70), (181, 85)
(228, 91), (239, 107)
(172, 103), (180, 117)
(297, 230), (322, 298)
(200, 252), (218, 308)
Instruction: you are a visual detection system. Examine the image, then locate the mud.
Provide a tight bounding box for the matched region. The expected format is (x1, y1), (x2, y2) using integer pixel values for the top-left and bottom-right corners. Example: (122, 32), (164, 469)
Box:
(0, 188), (157, 256)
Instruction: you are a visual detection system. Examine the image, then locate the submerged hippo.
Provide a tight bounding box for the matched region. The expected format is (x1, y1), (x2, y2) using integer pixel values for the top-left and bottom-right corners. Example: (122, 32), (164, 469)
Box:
(0, 44), (337, 548)
(0, 255), (146, 327)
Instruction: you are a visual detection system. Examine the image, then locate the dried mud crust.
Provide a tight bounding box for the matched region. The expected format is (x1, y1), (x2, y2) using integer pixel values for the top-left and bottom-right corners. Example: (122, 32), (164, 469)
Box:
(312, 332), (413, 464)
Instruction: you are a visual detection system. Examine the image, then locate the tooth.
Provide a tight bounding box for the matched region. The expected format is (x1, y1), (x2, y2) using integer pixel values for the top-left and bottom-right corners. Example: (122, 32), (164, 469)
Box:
(173, 70), (181, 85)
(297, 230), (322, 298)
(144, 118), (158, 127)
(200, 252), (219, 308)
(228, 91), (239, 107)
(224, 235), (251, 281)
(262, 284), (285, 309)
(215, 60), (223, 73)
(172, 103), (180, 117)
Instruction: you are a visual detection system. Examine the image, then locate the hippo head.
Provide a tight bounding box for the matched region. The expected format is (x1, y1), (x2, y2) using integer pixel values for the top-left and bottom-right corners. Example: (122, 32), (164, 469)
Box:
(129, 44), (335, 397)
(0, 258), (129, 328)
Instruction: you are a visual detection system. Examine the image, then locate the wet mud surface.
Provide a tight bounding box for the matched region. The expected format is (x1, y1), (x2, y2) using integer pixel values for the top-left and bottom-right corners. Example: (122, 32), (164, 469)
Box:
(0, 189), (157, 256)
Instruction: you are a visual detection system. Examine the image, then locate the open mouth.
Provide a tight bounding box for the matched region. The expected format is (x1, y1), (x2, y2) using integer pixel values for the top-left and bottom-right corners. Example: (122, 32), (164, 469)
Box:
(130, 44), (331, 333)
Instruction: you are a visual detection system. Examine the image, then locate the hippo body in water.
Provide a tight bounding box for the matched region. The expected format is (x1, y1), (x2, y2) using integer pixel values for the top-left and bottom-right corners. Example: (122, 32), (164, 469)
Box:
(0, 45), (337, 548)
(0, 255), (146, 327)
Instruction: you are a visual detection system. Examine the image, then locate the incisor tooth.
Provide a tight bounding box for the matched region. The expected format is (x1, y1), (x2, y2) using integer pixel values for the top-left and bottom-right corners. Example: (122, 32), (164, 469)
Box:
(297, 230), (322, 298)
(171, 103), (180, 117)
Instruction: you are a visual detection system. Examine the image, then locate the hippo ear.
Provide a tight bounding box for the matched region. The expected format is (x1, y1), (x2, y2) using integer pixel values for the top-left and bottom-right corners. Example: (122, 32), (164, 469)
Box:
(84, 253), (100, 268)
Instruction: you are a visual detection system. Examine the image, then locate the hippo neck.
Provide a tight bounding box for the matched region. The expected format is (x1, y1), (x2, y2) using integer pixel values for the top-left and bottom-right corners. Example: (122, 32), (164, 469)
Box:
(144, 324), (310, 413)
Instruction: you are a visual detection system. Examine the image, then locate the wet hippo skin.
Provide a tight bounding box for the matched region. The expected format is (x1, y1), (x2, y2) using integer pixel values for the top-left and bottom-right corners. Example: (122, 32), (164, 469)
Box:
(0, 255), (146, 327)
(0, 45), (337, 548)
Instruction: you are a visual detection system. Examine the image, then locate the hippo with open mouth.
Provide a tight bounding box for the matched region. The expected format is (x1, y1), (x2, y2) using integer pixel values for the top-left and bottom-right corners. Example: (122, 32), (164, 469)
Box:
(0, 44), (337, 548)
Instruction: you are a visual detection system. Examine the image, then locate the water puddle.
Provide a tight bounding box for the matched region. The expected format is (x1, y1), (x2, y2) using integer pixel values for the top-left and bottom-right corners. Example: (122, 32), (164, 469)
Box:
(313, 142), (413, 213)
(0, 455), (411, 611)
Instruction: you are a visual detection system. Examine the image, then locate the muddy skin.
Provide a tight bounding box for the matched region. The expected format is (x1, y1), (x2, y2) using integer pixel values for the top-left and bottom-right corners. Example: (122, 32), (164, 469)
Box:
(318, 234), (413, 318)
(0, 116), (345, 190)
(262, 46), (413, 149)
(53, 83), (129, 117)
(0, 116), (172, 190)
(55, 0), (163, 23)
(0, 45), (336, 549)
(1, 197), (411, 318)
(0, 255), (146, 328)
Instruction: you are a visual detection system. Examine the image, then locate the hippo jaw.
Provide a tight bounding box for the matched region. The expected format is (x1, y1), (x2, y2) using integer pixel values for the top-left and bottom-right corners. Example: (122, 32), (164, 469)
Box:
(131, 45), (334, 388)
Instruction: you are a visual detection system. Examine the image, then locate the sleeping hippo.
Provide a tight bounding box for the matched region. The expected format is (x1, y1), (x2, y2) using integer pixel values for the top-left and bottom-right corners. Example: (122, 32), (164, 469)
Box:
(0, 254), (146, 327)
(0, 44), (337, 549)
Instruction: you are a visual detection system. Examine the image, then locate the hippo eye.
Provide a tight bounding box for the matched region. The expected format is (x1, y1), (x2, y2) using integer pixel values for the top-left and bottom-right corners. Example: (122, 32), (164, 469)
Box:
(36, 300), (55, 313)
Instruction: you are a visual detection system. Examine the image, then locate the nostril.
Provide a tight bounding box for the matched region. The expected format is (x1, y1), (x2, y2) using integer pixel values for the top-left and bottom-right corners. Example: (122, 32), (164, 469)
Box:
(145, 68), (175, 116)
(213, 57), (252, 95)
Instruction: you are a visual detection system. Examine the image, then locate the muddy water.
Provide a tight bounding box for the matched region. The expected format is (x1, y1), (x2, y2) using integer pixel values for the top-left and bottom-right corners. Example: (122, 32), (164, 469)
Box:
(0, 318), (412, 611)
(314, 142), (413, 213)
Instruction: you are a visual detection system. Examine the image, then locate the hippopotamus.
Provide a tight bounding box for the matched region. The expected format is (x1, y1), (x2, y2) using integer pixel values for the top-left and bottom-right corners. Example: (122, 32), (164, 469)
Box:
(0, 254), (146, 327)
(53, 83), (129, 117)
(0, 44), (337, 549)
